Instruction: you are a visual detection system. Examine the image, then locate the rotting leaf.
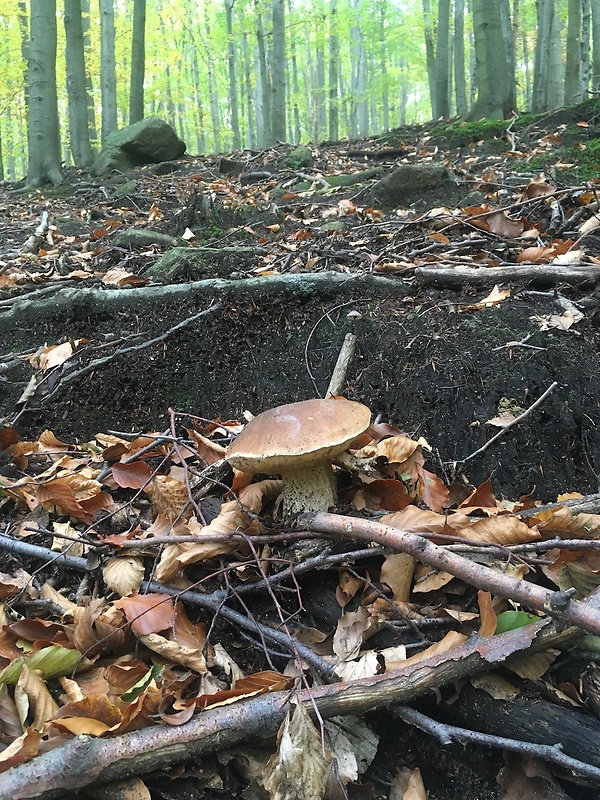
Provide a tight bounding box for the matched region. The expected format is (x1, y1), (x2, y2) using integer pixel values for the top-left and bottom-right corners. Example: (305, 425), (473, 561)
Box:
(263, 700), (332, 800)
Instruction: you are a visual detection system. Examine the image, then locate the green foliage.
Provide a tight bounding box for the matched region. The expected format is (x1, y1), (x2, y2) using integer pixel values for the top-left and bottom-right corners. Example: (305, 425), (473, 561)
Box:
(494, 610), (539, 634)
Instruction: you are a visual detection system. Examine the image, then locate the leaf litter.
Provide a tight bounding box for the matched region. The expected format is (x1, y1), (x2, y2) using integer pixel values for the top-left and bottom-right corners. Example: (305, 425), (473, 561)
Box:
(5, 110), (600, 798)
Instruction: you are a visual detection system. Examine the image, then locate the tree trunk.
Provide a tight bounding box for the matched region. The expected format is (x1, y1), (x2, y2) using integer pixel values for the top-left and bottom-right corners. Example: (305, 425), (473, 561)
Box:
(546, 1), (563, 108)
(565, 0), (584, 103)
(592, 0), (600, 91)
(81, 0), (99, 148)
(129, 0), (146, 124)
(99, 0), (118, 142)
(454, 0), (467, 116)
(241, 32), (255, 149)
(379, 0), (389, 131)
(224, 0), (241, 151)
(26, 0), (62, 187)
(255, 3), (271, 148)
(468, 0), (514, 119)
(422, 0), (437, 119)
(64, 0), (94, 166)
(271, 0), (286, 143)
(328, 0), (339, 141)
(287, 1), (301, 143)
(582, 0), (591, 96)
(434, 0), (451, 118)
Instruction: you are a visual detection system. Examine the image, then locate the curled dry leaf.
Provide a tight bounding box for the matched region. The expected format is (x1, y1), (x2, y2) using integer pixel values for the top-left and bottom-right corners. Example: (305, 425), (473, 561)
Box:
(103, 556), (145, 597)
(114, 593), (175, 636)
(72, 598), (129, 657)
(263, 700), (332, 800)
(0, 727), (42, 774)
(145, 474), (190, 520)
(16, 664), (59, 731)
(389, 767), (428, 800)
(154, 500), (254, 583)
(138, 633), (208, 674)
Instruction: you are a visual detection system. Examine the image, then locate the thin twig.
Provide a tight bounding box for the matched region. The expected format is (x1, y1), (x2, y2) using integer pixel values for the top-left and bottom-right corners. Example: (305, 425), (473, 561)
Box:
(393, 706), (600, 781)
(459, 381), (558, 466)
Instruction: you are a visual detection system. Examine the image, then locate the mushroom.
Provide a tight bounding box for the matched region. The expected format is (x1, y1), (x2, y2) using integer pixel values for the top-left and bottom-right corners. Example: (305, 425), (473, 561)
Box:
(226, 398), (371, 516)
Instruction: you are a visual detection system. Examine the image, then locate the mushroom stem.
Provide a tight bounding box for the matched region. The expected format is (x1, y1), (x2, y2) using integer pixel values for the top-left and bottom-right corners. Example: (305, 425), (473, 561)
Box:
(280, 463), (337, 516)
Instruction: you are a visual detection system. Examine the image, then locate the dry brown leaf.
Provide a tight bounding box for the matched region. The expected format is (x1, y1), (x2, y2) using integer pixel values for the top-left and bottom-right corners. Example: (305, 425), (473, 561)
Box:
(385, 630), (468, 672)
(0, 727), (42, 774)
(389, 767), (428, 800)
(16, 665), (59, 731)
(333, 607), (375, 662)
(477, 590), (496, 637)
(138, 633), (208, 674)
(379, 553), (415, 604)
(263, 701), (332, 800)
(103, 556), (145, 597)
(145, 474), (190, 520)
(114, 593), (175, 636)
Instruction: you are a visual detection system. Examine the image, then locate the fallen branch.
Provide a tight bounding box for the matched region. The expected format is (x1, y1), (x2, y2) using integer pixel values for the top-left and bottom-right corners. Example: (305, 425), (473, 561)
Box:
(415, 264), (600, 288)
(0, 619), (581, 800)
(302, 511), (600, 635)
(394, 706), (600, 781)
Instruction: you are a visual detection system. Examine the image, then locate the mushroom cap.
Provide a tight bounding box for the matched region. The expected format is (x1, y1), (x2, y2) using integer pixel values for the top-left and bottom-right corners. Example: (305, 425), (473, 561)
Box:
(226, 398), (371, 474)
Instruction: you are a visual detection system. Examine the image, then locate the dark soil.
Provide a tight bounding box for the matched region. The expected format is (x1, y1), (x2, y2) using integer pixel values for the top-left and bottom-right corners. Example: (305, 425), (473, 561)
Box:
(4, 103), (600, 798)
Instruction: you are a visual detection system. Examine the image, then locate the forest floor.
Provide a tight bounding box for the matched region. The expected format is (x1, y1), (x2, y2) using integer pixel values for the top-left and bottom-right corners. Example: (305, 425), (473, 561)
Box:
(4, 102), (600, 799)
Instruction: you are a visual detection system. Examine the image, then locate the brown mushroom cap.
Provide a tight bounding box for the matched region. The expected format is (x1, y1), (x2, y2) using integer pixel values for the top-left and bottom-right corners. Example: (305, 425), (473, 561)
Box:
(226, 398), (371, 474)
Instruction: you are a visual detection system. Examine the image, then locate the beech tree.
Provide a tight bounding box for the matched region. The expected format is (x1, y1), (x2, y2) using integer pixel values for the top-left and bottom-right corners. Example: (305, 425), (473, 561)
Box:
(99, 0), (117, 141)
(64, 0), (94, 166)
(271, 0), (286, 143)
(25, 0), (62, 187)
(129, 0), (146, 124)
(468, 0), (515, 119)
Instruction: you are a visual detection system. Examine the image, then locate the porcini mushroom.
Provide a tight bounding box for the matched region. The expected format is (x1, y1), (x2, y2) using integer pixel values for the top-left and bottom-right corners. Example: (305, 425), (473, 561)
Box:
(226, 398), (371, 516)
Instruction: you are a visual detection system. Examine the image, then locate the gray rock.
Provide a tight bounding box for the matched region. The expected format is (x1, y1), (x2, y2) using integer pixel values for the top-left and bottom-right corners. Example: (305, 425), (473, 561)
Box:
(374, 164), (455, 207)
(91, 117), (186, 176)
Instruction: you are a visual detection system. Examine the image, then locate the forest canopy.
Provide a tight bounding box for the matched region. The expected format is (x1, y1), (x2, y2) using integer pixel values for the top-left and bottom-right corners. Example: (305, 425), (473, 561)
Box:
(0, 0), (598, 184)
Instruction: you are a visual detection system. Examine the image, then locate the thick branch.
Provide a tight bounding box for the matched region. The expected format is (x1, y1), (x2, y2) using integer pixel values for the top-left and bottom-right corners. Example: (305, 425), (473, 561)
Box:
(0, 619), (580, 800)
(303, 512), (600, 635)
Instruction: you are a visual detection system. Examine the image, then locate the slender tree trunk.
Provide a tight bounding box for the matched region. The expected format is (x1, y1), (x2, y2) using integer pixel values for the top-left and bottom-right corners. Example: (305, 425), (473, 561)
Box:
(241, 33), (255, 149)
(26, 0), (62, 186)
(499, 0), (517, 111)
(64, 0), (94, 166)
(546, 1), (563, 108)
(454, 0), (467, 115)
(328, 0), (339, 141)
(287, 0), (301, 143)
(315, 41), (326, 141)
(201, 3), (221, 152)
(271, 0), (286, 142)
(99, 0), (118, 141)
(129, 0), (146, 123)
(156, 0), (178, 129)
(592, 0), (600, 90)
(434, 0), (451, 117)
(255, 3), (271, 148)
(224, 0), (241, 150)
(582, 0), (591, 97)
(379, 0), (389, 131)
(422, 0), (437, 119)
(565, 0), (584, 102)
(80, 0), (98, 147)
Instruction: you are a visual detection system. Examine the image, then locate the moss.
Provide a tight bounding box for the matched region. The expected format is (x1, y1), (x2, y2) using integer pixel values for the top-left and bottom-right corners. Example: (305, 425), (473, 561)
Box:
(430, 119), (509, 147)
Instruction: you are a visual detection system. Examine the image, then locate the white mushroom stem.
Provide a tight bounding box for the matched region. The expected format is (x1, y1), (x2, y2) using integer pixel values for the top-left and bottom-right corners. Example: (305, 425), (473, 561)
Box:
(280, 462), (337, 516)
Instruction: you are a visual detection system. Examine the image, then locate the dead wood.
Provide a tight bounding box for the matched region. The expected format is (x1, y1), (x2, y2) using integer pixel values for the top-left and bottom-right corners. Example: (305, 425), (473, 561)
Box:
(303, 512), (600, 635)
(0, 620), (579, 800)
(0, 272), (406, 329)
(415, 264), (600, 287)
